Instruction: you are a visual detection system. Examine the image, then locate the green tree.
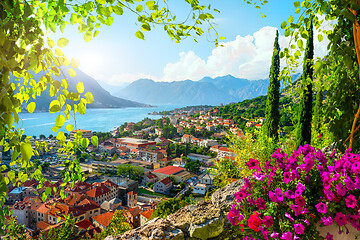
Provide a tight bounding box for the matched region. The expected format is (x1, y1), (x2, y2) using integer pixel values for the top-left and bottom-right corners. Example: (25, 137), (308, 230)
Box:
(151, 198), (188, 219)
(166, 144), (172, 157)
(296, 20), (314, 148)
(263, 30), (280, 142)
(111, 153), (118, 161)
(94, 210), (131, 240)
(117, 164), (144, 181)
(312, 79), (323, 136)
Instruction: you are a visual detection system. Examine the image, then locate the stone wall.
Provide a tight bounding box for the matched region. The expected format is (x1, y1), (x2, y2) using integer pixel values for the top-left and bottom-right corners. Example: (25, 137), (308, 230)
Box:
(105, 180), (245, 240)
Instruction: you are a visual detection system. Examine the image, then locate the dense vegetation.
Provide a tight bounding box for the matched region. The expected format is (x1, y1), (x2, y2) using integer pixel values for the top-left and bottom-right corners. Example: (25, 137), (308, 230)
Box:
(215, 95), (294, 131)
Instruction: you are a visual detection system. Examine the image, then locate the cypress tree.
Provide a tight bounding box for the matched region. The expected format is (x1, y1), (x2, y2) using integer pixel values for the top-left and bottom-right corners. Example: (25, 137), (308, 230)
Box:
(263, 30), (281, 142)
(312, 79), (323, 135)
(296, 20), (314, 147)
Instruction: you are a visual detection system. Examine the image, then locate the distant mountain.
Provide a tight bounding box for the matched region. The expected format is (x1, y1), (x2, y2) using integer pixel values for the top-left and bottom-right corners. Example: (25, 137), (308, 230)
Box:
(115, 74), (301, 105)
(12, 68), (149, 112)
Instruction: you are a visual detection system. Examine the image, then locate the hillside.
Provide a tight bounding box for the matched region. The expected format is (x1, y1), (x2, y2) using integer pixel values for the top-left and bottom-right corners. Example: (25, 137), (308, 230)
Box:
(12, 68), (150, 111)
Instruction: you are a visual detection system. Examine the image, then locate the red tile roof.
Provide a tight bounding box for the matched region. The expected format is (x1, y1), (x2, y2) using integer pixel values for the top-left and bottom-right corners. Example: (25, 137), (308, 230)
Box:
(146, 174), (157, 180)
(71, 129), (91, 133)
(37, 221), (51, 230)
(92, 211), (114, 228)
(152, 166), (184, 176)
(22, 179), (38, 187)
(86, 185), (110, 198)
(140, 209), (154, 220)
(219, 147), (233, 152)
(76, 219), (94, 230)
(36, 203), (50, 214)
(102, 179), (118, 188)
(128, 206), (142, 217)
(74, 198), (100, 212)
(160, 177), (172, 185)
(48, 203), (86, 219)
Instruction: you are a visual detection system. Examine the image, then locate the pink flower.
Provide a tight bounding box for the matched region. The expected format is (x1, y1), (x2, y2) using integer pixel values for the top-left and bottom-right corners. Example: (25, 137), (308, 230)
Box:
(285, 212), (294, 222)
(345, 194), (357, 208)
(295, 196), (305, 208)
(336, 183), (347, 196)
(262, 216), (274, 228)
(280, 231), (292, 240)
(294, 223), (305, 235)
(324, 189), (335, 201)
(284, 190), (295, 199)
(344, 177), (355, 191)
(321, 216), (333, 226)
(290, 204), (302, 216)
(315, 202), (328, 214)
(283, 172), (291, 184)
(256, 197), (266, 210)
(275, 188), (283, 202)
(247, 158), (260, 170)
(326, 232), (333, 240)
(334, 212), (347, 226)
(254, 172), (265, 181)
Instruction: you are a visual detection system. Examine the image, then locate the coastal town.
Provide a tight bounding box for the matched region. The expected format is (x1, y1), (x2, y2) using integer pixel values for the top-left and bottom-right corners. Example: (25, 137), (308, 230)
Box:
(0, 105), (264, 239)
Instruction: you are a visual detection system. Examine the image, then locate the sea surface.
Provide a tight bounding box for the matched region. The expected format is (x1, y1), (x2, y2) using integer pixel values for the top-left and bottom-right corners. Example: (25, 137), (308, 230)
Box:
(16, 105), (182, 137)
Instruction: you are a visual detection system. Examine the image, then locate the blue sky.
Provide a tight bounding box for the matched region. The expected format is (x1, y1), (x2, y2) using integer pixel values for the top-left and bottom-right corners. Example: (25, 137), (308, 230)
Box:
(51, 0), (326, 87)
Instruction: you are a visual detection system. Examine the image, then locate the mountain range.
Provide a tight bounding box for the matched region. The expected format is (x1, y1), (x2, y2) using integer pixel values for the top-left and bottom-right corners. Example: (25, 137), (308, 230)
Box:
(12, 68), (149, 112)
(111, 74), (301, 106)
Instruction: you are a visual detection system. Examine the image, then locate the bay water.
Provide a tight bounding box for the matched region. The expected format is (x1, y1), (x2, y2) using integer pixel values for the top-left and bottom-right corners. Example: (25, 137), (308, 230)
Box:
(17, 105), (181, 138)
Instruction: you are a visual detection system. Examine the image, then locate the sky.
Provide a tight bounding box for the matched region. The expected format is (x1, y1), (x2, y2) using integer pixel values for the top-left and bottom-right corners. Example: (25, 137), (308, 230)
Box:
(51, 0), (330, 87)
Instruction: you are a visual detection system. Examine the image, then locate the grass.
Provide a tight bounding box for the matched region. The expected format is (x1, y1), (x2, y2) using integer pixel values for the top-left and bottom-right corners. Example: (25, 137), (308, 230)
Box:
(138, 188), (167, 197)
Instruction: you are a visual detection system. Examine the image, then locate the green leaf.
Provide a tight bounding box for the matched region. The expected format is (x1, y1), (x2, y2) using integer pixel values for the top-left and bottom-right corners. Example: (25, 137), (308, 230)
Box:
(81, 138), (90, 148)
(297, 39), (303, 48)
(219, 36), (226, 40)
(146, 1), (155, 10)
(76, 82), (84, 93)
(55, 115), (65, 127)
(295, 8), (300, 14)
(71, 58), (80, 68)
(84, 92), (94, 104)
(69, 68), (76, 77)
(84, 31), (93, 42)
(281, 21), (287, 29)
(20, 142), (33, 162)
(91, 136), (99, 147)
(49, 100), (61, 113)
(96, 0), (106, 4)
(27, 102), (36, 113)
(57, 38), (69, 47)
(294, 1), (300, 8)
(47, 38), (55, 48)
(136, 5), (143, 12)
(66, 124), (74, 132)
(141, 23), (151, 31)
(56, 131), (66, 142)
(288, 15), (294, 23)
(135, 30), (145, 40)
(55, 48), (64, 56)
(318, 34), (323, 42)
(20, 173), (28, 183)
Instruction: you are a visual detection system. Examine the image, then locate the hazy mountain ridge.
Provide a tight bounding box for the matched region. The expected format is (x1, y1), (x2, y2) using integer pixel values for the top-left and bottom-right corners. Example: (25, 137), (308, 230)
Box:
(114, 74), (301, 105)
(12, 68), (149, 112)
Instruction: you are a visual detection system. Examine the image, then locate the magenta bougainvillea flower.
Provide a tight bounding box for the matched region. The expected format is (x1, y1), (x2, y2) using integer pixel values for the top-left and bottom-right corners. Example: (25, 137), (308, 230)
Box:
(294, 223), (305, 235)
(283, 171), (291, 184)
(285, 212), (294, 222)
(253, 172), (265, 181)
(315, 202), (328, 214)
(324, 189), (335, 201)
(345, 194), (357, 208)
(344, 177), (355, 191)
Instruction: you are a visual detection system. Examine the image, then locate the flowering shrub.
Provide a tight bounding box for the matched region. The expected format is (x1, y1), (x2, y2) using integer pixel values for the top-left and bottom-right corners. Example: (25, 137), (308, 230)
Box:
(228, 145), (360, 239)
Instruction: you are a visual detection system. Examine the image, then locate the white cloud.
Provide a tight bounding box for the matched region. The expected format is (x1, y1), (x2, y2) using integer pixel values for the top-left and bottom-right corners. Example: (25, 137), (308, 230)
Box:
(102, 23), (332, 86)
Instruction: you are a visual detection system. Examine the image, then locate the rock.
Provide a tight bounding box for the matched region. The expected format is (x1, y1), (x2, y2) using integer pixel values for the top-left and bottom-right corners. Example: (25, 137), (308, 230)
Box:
(188, 216), (225, 240)
(211, 179), (244, 212)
